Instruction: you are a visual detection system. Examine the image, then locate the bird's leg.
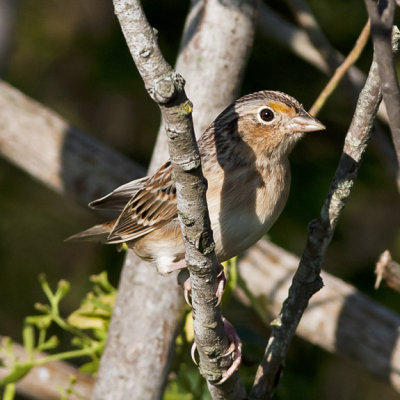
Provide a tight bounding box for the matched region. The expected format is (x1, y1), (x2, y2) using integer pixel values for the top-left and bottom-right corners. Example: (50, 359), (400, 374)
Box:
(179, 265), (242, 384)
(215, 316), (242, 385)
(190, 316), (242, 385)
(178, 264), (226, 306)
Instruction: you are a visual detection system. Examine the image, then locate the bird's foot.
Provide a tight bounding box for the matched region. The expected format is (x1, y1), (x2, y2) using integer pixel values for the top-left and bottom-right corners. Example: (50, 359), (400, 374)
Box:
(180, 264), (226, 306)
(191, 315), (242, 385)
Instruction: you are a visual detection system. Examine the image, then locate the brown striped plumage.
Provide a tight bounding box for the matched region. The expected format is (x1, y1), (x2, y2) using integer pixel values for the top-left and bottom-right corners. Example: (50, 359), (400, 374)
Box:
(67, 91), (325, 274)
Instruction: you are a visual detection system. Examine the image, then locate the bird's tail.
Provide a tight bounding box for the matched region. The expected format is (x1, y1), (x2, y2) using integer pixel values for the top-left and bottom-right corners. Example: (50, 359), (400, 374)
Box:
(65, 221), (115, 243)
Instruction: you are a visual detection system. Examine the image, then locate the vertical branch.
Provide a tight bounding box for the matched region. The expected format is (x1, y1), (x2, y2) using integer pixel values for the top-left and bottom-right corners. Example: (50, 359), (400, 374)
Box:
(364, 0), (400, 189)
(93, 0), (258, 398)
(93, 1), (251, 399)
(150, 0), (259, 169)
(249, 26), (398, 397)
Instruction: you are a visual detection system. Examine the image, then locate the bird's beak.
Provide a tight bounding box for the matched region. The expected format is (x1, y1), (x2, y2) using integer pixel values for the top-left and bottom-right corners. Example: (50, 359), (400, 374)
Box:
(288, 113), (326, 133)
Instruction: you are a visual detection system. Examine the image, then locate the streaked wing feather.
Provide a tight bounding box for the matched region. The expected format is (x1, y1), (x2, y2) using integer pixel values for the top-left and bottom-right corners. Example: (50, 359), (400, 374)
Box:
(107, 162), (177, 242)
(89, 177), (148, 211)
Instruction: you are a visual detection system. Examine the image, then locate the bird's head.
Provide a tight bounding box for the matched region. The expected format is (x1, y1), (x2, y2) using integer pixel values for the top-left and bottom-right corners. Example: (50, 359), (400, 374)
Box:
(232, 91), (325, 160)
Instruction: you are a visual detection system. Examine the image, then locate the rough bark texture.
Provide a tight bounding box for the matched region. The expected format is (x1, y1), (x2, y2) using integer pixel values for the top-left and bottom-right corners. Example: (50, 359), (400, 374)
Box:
(107, 1), (249, 398)
(250, 48), (384, 400)
(91, 0), (191, 398)
(92, 1), (258, 399)
(364, 0), (400, 188)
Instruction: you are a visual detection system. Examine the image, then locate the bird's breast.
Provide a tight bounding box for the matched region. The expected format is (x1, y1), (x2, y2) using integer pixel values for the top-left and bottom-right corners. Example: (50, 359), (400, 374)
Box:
(204, 160), (290, 261)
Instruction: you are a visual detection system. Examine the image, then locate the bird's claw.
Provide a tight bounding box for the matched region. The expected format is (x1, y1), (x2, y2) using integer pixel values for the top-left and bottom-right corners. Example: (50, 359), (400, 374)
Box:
(214, 316), (242, 385)
(190, 316), (242, 385)
(182, 264), (226, 307)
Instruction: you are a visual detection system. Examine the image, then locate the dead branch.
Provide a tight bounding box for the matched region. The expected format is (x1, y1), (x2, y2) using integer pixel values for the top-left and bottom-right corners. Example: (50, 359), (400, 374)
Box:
(364, 0), (400, 190)
(309, 20), (370, 116)
(249, 35), (386, 400)
(240, 241), (400, 395)
(0, 81), (145, 202)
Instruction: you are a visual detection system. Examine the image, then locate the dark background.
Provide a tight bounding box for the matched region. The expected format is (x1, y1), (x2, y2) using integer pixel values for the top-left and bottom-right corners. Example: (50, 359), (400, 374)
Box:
(1, 0), (400, 399)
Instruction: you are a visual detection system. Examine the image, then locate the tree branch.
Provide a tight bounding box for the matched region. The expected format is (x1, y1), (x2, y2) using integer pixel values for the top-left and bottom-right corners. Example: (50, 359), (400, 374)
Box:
(89, 0), (258, 398)
(309, 20), (370, 116)
(260, 2), (400, 190)
(3, 78), (400, 396)
(151, 0), (259, 168)
(100, 1), (249, 398)
(240, 241), (400, 395)
(0, 81), (145, 202)
(364, 0), (400, 189)
(250, 38), (386, 400)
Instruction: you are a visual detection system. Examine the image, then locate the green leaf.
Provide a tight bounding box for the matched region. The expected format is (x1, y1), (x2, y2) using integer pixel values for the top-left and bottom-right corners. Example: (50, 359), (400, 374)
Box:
(0, 364), (32, 386)
(79, 359), (100, 374)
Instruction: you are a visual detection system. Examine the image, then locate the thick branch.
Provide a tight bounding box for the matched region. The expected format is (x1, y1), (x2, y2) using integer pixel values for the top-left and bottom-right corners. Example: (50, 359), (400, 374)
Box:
(0, 81), (144, 201)
(250, 44), (384, 400)
(92, 1), (258, 398)
(108, 1), (245, 398)
(365, 0), (400, 185)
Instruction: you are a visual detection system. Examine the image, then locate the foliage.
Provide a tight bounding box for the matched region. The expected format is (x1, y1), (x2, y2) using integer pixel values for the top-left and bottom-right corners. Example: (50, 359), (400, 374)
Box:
(0, 272), (116, 399)
(0, 261), (242, 399)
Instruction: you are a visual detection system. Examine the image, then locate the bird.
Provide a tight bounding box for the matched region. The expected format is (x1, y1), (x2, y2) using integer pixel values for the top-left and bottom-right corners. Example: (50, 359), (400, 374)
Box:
(68, 90), (325, 275)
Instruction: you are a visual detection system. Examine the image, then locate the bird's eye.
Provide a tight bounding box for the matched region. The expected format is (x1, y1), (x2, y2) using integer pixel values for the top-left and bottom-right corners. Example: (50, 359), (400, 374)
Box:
(259, 108), (275, 123)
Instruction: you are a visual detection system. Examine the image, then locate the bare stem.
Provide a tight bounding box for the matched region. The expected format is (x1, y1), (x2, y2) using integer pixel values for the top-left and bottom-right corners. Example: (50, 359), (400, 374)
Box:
(364, 0), (400, 190)
(310, 20), (371, 116)
(249, 42), (385, 400)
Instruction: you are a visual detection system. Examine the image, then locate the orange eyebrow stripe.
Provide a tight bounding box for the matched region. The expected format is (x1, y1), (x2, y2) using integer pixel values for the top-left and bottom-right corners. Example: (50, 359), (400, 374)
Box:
(269, 102), (293, 114)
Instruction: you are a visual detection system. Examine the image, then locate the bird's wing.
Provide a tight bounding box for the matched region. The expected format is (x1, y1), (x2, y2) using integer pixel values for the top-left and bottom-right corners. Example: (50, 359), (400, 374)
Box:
(89, 176), (149, 211)
(105, 162), (177, 243)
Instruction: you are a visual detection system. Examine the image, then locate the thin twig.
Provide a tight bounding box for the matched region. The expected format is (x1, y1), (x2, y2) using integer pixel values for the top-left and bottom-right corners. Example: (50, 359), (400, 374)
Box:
(249, 29), (395, 398)
(365, 0), (400, 191)
(309, 20), (371, 116)
(286, 0), (344, 70)
(282, 0), (400, 191)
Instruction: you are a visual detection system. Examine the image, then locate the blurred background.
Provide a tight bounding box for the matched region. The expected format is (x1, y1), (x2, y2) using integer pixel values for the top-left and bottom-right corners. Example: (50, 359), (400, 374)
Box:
(0, 0), (400, 399)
